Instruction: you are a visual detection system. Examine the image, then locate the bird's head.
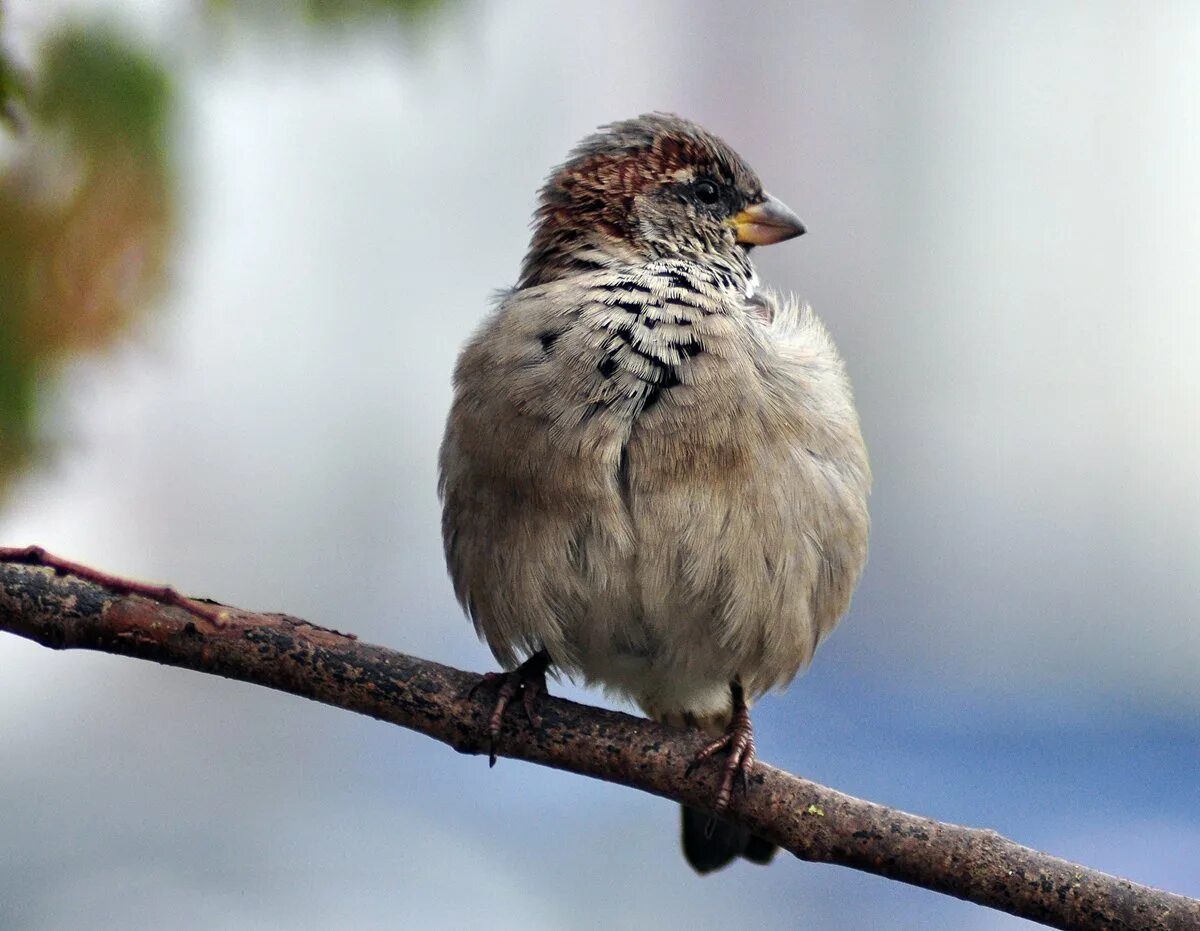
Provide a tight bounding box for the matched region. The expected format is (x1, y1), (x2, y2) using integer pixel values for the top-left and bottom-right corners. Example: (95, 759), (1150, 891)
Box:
(519, 113), (805, 288)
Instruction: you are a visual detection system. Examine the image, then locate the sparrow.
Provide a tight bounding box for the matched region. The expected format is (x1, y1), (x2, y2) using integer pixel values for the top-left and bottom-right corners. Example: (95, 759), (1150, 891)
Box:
(439, 113), (870, 873)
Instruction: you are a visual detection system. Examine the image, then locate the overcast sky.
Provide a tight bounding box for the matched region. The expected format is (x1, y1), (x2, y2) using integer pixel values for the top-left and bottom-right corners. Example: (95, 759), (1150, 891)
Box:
(2, 2), (1198, 928)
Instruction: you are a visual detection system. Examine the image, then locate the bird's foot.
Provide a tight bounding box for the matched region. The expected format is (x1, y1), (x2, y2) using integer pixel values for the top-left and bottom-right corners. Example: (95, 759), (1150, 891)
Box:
(686, 682), (755, 814)
(468, 650), (550, 767)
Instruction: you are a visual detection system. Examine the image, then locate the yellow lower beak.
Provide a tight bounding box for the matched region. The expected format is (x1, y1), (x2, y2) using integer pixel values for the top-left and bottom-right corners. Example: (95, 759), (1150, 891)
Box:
(732, 194), (806, 246)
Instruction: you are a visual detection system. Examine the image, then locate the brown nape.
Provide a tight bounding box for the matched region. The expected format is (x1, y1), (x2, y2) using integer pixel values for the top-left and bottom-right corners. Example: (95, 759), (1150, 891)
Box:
(518, 151), (656, 287)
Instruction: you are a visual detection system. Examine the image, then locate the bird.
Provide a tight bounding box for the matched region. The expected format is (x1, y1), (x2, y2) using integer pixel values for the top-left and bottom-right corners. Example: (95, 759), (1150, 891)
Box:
(439, 113), (870, 874)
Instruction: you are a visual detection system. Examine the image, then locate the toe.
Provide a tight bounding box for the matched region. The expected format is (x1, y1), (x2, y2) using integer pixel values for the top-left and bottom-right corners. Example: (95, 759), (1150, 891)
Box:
(522, 685), (543, 729)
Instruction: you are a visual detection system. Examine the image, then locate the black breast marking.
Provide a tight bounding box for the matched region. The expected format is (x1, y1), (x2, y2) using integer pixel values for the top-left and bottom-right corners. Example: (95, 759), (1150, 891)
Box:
(597, 316), (687, 391)
(600, 279), (652, 296)
(592, 271), (712, 412)
(599, 267), (719, 513)
(639, 368), (682, 414)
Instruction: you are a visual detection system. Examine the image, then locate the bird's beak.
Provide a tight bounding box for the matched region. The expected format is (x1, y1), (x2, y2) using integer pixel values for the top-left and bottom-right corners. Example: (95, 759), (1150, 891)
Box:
(731, 194), (806, 246)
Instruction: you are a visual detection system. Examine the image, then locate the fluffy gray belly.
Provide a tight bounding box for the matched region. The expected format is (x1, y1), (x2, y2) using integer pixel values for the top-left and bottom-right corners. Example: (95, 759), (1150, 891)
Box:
(560, 439), (845, 721)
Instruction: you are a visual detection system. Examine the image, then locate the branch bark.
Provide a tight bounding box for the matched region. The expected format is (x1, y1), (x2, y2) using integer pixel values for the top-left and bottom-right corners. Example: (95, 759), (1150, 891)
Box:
(1, 559), (1196, 930)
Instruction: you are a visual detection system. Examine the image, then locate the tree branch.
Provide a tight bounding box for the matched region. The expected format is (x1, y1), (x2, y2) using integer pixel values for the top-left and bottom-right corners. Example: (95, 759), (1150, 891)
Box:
(1, 558), (1196, 930)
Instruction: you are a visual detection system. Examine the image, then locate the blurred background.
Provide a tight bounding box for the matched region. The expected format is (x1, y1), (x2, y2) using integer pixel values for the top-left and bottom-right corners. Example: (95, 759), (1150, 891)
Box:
(0, 1), (1197, 928)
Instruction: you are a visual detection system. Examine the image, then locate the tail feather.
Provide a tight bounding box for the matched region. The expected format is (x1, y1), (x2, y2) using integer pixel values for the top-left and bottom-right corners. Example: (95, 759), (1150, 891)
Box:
(680, 806), (778, 874)
(656, 708), (778, 874)
(741, 831), (779, 865)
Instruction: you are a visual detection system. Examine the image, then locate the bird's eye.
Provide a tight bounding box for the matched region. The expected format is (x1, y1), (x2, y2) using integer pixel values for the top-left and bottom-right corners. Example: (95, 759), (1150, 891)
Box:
(693, 178), (721, 206)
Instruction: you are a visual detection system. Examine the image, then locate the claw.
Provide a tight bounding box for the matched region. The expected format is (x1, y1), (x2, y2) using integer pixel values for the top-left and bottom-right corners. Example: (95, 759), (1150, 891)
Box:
(468, 650), (550, 766)
(521, 674), (544, 729)
(687, 680), (756, 814)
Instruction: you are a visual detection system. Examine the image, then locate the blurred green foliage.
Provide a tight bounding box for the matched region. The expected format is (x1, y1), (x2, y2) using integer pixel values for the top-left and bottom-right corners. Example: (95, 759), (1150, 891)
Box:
(0, 26), (171, 501)
(0, 2), (450, 506)
(209, 0), (448, 25)
(0, 43), (26, 130)
(36, 29), (170, 157)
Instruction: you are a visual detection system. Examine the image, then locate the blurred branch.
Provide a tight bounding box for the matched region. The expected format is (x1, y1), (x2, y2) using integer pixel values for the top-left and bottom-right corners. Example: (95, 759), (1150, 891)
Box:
(1, 556), (1196, 931)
